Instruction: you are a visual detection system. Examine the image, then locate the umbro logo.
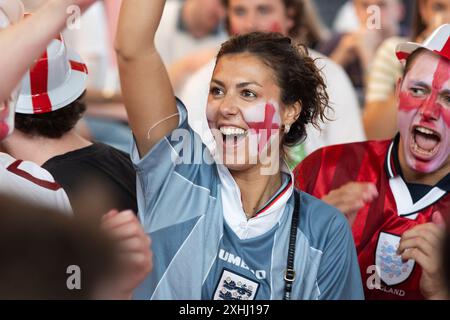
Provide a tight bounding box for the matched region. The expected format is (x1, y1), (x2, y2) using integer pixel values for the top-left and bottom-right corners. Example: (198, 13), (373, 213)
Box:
(218, 249), (267, 280)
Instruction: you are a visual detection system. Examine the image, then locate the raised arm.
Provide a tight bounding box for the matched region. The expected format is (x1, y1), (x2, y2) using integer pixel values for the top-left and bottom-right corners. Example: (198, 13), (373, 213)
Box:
(0, 0), (98, 103)
(116, 0), (178, 156)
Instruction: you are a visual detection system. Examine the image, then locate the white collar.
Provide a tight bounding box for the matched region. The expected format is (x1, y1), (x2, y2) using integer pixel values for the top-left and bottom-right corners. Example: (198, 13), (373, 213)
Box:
(386, 142), (447, 219)
(217, 161), (294, 240)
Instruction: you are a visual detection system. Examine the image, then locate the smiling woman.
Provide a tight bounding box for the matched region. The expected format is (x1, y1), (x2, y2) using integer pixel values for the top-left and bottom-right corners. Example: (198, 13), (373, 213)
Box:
(212, 33), (328, 144)
(116, 0), (364, 300)
(207, 33), (328, 173)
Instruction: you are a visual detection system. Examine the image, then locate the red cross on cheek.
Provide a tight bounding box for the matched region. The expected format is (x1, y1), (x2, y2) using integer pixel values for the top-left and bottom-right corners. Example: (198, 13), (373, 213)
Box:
(247, 103), (280, 153)
(398, 88), (423, 112)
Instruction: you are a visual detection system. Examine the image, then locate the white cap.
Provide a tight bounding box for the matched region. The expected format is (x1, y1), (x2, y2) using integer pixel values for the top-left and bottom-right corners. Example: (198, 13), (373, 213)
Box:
(396, 24), (450, 64)
(16, 34), (89, 114)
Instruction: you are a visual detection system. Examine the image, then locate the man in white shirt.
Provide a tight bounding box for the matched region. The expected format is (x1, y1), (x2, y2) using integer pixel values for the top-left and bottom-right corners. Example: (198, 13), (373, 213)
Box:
(0, 0), (72, 213)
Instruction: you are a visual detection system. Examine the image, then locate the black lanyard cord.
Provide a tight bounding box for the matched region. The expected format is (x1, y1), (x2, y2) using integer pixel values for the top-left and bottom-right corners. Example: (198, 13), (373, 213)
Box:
(283, 191), (300, 300)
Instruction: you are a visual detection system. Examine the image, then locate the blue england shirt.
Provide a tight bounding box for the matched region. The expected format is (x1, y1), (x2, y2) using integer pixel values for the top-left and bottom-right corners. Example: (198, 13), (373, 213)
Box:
(132, 100), (364, 300)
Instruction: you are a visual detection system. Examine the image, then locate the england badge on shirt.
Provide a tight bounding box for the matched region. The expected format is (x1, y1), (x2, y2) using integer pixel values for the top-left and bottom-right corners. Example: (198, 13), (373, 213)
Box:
(376, 232), (415, 286)
(213, 269), (259, 300)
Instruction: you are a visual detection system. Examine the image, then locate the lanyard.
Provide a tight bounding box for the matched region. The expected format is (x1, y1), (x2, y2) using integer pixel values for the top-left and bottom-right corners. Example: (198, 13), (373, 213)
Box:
(283, 191), (300, 300)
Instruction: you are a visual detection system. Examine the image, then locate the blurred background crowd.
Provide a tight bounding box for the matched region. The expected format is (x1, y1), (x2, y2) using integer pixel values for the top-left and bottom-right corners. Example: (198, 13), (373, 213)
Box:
(19, 0), (449, 154)
(2, 0), (450, 299)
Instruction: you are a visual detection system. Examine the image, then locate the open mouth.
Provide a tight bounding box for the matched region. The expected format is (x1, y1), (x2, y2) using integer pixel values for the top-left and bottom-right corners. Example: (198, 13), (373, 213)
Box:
(219, 126), (248, 146)
(410, 125), (441, 158)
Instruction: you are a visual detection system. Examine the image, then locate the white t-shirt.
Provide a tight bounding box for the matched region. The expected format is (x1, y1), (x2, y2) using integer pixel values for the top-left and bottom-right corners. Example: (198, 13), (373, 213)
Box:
(178, 49), (366, 156)
(154, 0), (227, 66)
(0, 152), (72, 214)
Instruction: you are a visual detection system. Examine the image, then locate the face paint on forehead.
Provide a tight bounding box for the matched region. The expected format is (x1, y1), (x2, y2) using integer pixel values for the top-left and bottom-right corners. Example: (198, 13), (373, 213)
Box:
(432, 56), (450, 90)
(431, 57), (450, 127)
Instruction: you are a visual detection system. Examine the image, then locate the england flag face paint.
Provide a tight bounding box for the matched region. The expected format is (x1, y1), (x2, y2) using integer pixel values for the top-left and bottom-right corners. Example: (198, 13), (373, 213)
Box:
(242, 101), (281, 155)
(207, 53), (284, 171)
(398, 50), (450, 173)
(208, 100), (282, 170)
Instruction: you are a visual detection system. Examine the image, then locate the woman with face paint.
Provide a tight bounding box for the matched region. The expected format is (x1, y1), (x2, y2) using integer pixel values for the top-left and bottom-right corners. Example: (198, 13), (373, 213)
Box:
(117, 0), (364, 300)
(179, 0), (365, 169)
(295, 25), (450, 300)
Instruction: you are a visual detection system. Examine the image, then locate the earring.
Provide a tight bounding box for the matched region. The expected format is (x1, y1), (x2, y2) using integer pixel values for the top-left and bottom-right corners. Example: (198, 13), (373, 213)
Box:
(284, 123), (291, 134)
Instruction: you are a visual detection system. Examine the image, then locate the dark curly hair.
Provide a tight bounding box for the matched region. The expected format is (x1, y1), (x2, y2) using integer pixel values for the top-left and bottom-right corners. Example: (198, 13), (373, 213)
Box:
(15, 92), (86, 139)
(215, 32), (329, 146)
